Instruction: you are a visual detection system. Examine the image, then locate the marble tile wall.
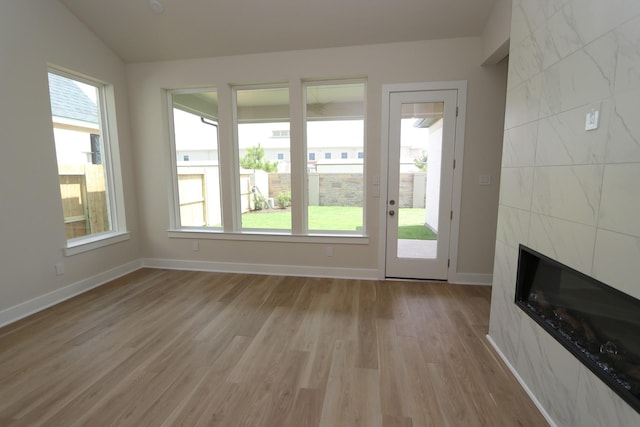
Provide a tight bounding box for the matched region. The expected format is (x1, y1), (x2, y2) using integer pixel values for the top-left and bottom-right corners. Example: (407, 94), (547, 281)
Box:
(489, 0), (640, 425)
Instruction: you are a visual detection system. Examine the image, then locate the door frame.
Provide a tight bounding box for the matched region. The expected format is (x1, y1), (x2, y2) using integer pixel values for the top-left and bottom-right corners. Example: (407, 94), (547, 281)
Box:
(378, 81), (467, 281)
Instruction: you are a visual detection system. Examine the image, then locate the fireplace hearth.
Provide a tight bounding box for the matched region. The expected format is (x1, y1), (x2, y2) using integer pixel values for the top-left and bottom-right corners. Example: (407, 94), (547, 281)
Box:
(515, 245), (640, 413)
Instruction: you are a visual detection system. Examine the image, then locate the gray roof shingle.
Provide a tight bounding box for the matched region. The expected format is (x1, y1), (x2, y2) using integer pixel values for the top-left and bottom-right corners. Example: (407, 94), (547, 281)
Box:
(48, 73), (99, 124)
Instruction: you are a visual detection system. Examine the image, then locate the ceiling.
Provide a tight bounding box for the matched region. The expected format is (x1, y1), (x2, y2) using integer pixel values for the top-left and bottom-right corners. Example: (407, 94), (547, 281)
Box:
(58, 0), (497, 63)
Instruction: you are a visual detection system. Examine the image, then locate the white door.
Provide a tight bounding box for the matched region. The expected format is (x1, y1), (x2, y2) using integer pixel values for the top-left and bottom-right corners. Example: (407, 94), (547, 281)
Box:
(385, 89), (458, 280)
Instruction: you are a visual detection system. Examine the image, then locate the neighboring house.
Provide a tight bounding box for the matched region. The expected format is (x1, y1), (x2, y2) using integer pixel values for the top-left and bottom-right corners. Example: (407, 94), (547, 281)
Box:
(176, 118), (435, 174)
(48, 73), (101, 166)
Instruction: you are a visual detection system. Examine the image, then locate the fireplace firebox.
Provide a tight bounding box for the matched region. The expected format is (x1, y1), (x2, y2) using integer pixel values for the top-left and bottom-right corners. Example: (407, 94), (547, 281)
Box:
(515, 245), (640, 413)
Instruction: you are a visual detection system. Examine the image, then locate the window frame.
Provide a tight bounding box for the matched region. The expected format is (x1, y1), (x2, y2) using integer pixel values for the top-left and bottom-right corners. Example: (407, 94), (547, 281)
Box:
(48, 67), (129, 256)
(303, 78), (367, 236)
(167, 78), (368, 242)
(232, 82), (292, 233)
(167, 87), (223, 231)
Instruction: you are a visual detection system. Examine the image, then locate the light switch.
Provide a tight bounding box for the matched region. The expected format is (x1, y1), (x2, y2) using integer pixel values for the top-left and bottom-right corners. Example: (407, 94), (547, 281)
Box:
(585, 103), (601, 131)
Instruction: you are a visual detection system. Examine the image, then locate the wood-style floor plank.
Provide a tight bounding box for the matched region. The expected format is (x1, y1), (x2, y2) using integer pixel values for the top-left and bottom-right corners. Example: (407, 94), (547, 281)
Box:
(0, 269), (548, 426)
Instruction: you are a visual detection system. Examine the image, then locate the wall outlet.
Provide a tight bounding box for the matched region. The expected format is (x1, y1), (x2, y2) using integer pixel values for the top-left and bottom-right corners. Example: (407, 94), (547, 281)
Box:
(479, 175), (492, 186)
(192, 241), (199, 252)
(326, 246), (333, 257)
(55, 262), (64, 276)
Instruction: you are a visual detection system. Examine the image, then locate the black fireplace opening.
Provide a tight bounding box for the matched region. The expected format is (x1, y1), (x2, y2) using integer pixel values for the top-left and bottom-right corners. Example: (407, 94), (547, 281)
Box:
(515, 245), (640, 413)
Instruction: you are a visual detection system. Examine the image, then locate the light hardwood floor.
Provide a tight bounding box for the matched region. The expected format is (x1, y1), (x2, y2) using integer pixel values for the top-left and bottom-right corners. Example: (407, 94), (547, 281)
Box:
(0, 269), (547, 426)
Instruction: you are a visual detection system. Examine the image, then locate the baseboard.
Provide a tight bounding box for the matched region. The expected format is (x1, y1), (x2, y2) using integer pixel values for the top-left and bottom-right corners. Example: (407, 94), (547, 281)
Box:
(0, 259), (143, 329)
(486, 334), (557, 427)
(449, 272), (492, 286)
(142, 258), (378, 280)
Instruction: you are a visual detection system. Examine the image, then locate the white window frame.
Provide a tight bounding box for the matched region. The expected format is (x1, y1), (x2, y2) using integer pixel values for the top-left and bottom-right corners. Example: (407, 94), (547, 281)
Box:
(303, 79), (367, 236)
(231, 83), (292, 233)
(167, 78), (369, 243)
(167, 87), (222, 232)
(48, 67), (129, 256)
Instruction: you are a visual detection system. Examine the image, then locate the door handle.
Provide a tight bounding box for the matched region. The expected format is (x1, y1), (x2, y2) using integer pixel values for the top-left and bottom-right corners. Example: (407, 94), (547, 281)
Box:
(389, 210), (395, 216)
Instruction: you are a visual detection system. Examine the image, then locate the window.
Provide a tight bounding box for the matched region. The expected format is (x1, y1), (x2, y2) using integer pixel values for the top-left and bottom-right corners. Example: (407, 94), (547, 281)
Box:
(168, 79), (366, 239)
(234, 86), (291, 231)
(169, 89), (222, 228)
(305, 81), (365, 233)
(358, 151), (364, 159)
(48, 69), (127, 249)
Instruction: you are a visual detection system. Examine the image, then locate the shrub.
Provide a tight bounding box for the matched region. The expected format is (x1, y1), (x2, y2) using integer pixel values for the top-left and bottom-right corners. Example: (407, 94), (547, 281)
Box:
(276, 191), (291, 209)
(252, 192), (268, 210)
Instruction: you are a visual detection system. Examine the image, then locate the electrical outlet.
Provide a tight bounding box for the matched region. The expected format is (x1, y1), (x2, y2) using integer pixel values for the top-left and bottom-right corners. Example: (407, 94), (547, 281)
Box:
(55, 262), (64, 276)
(326, 246), (333, 257)
(192, 241), (199, 252)
(479, 175), (491, 186)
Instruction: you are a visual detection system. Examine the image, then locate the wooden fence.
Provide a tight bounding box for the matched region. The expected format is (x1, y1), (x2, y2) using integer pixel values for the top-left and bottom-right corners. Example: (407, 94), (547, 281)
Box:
(178, 174), (206, 226)
(59, 164), (109, 239)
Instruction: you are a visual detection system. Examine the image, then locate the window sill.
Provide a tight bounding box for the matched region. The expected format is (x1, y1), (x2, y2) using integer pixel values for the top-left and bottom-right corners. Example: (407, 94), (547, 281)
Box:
(168, 229), (368, 245)
(65, 231), (131, 256)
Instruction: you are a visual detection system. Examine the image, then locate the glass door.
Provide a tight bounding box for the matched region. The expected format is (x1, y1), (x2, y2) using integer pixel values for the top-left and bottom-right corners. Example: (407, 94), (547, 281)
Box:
(385, 90), (457, 280)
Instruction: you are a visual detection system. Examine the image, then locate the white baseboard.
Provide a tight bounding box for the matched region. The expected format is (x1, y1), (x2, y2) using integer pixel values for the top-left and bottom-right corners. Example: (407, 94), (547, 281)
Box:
(0, 259), (142, 329)
(449, 272), (492, 285)
(486, 334), (557, 427)
(142, 258), (378, 280)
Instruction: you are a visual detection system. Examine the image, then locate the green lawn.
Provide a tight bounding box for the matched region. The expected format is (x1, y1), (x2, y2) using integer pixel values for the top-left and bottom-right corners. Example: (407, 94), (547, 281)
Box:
(241, 206), (437, 240)
(397, 208), (437, 240)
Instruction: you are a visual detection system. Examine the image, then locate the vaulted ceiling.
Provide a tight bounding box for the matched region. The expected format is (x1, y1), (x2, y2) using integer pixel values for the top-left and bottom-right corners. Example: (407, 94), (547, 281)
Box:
(59, 0), (497, 63)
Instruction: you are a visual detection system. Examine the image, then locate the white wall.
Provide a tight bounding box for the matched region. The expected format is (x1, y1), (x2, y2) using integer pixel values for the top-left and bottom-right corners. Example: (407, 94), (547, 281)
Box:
(482, 0), (512, 64)
(489, 0), (640, 425)
(127, 37), (507, 278)
(0, 1), (139, 318)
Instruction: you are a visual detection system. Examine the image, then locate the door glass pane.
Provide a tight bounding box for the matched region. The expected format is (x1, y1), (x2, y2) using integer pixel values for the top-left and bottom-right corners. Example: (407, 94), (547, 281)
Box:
(396, 102), (443, 259)
(235, 87), (291, 231)
(172, 91), (223, 228)
(305, 82), (365, 233)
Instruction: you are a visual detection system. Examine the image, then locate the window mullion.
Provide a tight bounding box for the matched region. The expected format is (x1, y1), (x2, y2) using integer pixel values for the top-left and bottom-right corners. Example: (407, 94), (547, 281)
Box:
(219, 84), (239, 233)
(289, 81), (305, 234)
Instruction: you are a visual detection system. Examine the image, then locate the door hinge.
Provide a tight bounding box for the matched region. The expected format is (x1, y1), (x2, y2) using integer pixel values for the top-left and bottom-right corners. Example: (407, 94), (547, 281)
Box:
(448, 259), (450, 268)
(450, 210), (453, 220)
(453, 159), (456, 169)
(456, 106), (459, 117)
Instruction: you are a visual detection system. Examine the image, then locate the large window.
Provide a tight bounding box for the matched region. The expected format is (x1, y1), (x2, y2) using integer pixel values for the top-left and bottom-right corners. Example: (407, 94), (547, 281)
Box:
(169, 90), (222, 228)
(305, 82), (365, 233)
(168, 79), (366, 238)
(234, 86), (291, 231)
(48, 69), (126, 248)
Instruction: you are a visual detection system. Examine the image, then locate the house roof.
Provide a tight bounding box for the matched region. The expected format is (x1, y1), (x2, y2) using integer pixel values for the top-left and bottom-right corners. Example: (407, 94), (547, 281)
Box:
(48, 73), (99, 124)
